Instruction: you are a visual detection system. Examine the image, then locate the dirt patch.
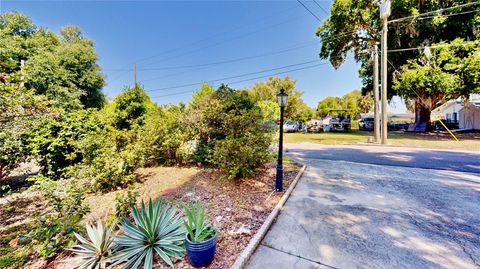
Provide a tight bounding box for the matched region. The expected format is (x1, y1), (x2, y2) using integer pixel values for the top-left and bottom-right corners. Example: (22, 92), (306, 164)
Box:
(85, 166), (198, 222)
(165, 163), (301, 269)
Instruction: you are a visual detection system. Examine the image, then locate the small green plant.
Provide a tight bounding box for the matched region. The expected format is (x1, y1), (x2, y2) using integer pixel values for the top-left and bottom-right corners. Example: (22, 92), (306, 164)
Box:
(107, 189), (139, 225)
(114, 189), (139, 219)
(69, 220), (116, 269)
(27, 176), (89, 257)
(111, 199), (185, 268)
(184, 202), (215, 242)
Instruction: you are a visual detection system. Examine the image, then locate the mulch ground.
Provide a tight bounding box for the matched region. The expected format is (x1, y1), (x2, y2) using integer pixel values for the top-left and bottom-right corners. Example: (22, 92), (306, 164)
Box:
(167, 163), (301, 269)
(3, 163), (301, 268)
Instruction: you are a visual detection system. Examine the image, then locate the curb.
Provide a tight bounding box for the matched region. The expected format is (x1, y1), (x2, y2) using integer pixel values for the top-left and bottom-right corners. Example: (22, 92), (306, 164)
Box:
(230, 164), (307, 269)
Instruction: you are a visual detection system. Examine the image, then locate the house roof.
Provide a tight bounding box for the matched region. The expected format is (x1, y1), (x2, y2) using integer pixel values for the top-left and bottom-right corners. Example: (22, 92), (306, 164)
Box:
(459, 102), (480, 111)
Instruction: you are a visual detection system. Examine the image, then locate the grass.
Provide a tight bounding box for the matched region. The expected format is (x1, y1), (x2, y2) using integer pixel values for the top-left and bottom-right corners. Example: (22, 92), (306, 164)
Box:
(284, 131), (480, 151)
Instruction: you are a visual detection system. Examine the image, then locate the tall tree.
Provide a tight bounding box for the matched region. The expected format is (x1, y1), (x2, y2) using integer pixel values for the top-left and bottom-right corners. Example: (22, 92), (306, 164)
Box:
(0, 12), (106, 110)
(247, 76), (310, 120)
(393, 39), (480, 125)
(317, 0), (479, 123)
(107, 84), (155, 130)
(316, 96), (342, 118)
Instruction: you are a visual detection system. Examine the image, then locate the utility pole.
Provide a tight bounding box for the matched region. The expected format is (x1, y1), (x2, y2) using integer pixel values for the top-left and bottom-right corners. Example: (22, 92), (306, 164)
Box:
(380, 0), (391, 145)
(134, 64), (137, 86)
(20, 59), (25, 88)
(373, 45), (380, 143)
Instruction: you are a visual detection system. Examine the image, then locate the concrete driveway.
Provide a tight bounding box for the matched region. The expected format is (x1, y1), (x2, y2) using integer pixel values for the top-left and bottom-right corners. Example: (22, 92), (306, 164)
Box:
(246, 144), (480, 269)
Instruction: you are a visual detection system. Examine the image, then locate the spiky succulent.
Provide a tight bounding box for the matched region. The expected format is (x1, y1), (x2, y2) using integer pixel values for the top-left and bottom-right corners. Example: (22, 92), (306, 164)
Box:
(111, 199), (185, 269)
(69, 220), (116, 269)
(184, 202), (215, 243)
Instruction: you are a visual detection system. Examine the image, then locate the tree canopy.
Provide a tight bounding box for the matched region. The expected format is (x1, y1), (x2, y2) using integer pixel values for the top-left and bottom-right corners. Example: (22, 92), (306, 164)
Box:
(317, 0), (479, 96)
(393, 38), (480, 124)
(316, 90), (372, 118)
(0, 12), (105, 110)
(247, 76), (313, 121)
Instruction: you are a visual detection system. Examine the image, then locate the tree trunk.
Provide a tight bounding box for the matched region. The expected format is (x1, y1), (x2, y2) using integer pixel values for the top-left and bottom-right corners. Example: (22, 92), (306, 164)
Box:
(414, 101), (432, 131)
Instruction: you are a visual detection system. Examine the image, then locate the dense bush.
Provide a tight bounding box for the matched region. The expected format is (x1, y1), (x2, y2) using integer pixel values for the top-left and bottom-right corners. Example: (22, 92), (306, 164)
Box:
(0, 72), (52, 181)
(66, 86), (155, 191)
(190, 84), (274, 178)
(108, 84), (155, 130)
(27, 109), (104, 180)
(137, 104), (193, 166)
(27, 176), (89, 258)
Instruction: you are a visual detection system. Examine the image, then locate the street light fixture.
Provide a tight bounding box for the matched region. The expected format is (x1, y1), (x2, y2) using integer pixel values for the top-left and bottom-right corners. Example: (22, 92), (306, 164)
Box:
(276, 89), (288, 192)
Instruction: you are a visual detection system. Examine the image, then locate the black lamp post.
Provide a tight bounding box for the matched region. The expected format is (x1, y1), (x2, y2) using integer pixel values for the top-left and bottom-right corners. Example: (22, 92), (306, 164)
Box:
(276, 89), (288, 192)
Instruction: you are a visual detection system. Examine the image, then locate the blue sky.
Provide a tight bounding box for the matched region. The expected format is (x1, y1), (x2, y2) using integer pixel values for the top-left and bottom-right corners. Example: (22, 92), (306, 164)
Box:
(1, 0), (406, 112)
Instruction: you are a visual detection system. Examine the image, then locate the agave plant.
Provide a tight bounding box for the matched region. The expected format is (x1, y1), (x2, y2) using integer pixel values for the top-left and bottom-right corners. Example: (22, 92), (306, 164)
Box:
(69, 220), (116, 269)
(184, 202), (215, 242)
(111, 199), (185, 269)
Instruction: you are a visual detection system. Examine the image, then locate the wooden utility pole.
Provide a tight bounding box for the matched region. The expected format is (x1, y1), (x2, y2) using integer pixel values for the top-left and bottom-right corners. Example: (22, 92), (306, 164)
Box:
(380, 0), (391, 145)
(373, 45), (380, 143)
(134, 64), (137, 86)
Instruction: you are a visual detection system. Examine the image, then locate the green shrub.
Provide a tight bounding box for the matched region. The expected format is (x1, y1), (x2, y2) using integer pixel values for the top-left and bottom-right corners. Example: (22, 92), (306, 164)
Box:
(68, 127), (144, 192)
(210, 135), (272, 179)
(189, 84), (274, 178)
(136, 104), (193, 166)
(27, 176), (89, 258)
(112, 189), (139, 221)
(0, 246), (29, 269)
(27, 109), (104, 179)
(0, 129), (27, 181)
(107, 85), (155, 130)
(0, 72), (52, 181)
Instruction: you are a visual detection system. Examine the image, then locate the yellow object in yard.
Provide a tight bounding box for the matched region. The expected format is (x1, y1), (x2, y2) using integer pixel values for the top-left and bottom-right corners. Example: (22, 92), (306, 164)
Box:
(437, 119), (459, 142)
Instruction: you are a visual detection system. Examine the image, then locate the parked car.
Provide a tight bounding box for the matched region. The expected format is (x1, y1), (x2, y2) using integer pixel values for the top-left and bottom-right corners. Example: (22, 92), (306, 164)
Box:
(359, 117), (374, 131)
(306, 119), (323, 133)
(283, 121), (299, 132)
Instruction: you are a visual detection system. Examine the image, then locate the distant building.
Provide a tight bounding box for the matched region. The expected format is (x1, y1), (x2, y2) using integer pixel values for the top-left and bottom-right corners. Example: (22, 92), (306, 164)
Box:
(431, 100), (462, 123)
(432, 94), (480, 130)
(459, 101), (480, 130)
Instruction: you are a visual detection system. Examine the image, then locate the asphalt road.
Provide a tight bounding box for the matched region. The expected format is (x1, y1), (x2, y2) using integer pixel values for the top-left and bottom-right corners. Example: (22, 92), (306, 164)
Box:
(285, 143), (480, 174)
(246, 144), (480, 269)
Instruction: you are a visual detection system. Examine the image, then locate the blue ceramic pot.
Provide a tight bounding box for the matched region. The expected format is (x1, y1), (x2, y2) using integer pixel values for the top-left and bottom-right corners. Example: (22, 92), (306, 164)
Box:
(185, 231), (218, 268)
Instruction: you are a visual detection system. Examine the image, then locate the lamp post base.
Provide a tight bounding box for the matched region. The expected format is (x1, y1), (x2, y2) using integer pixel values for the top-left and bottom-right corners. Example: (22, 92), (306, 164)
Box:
(275, 164), (283, 192)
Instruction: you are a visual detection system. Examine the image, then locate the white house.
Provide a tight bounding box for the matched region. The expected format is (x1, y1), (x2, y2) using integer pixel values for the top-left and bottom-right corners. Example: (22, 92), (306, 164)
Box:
(432, 94), (480, 127)
(431, 100), (462, 122)
(459, 102), (480, 130)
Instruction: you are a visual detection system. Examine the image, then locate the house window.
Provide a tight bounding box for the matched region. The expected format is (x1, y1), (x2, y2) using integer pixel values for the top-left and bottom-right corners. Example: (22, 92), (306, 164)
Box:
(452, 112), (458, 122)
(446, 113), (451, 121)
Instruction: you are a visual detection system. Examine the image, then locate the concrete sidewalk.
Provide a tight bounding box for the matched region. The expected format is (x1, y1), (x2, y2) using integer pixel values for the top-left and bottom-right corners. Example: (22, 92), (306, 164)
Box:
(245, 158), (480, 269)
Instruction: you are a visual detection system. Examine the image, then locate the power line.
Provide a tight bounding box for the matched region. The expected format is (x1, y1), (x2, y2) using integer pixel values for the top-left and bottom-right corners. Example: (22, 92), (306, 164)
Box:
(104, 41), (317, 72)
(146, 59), (320, 92)
(414, 9), (479, 21)
(140, 13), (304, 68)
(312, 0), (329, 16)
(106, 5), (302, 82)
(139, 42), (317, 83)
(134, 31), (357, 82)
(387, 41), (475, 53)
(150, 62), (329, 99)
(388, 2), (480, 24)
(296, 0), (322, 22)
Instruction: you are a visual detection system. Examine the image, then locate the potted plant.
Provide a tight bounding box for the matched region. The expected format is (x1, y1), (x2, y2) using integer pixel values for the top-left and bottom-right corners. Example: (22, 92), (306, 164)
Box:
(184, 202), (217, 267)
